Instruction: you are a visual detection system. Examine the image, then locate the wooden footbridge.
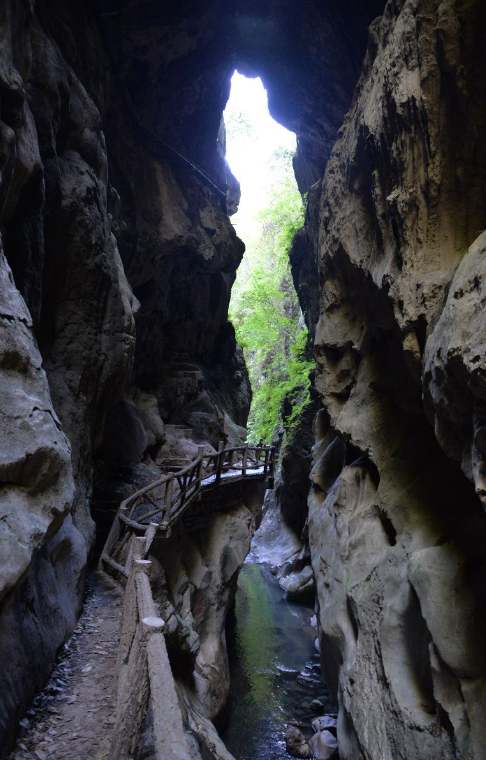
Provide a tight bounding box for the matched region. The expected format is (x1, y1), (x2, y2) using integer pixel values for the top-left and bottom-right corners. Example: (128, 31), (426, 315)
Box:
(100, 443), (274, 577)
(99, 443), (274, 760)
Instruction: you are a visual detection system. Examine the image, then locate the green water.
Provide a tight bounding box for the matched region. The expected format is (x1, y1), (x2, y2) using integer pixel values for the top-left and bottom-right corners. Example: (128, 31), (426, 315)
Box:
(221, 563), (335, 760)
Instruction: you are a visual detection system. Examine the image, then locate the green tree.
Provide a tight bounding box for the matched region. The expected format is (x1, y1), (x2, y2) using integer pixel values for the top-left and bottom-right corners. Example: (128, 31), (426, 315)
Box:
(230, 149), (312, 443)
(225, 105), (255, 142)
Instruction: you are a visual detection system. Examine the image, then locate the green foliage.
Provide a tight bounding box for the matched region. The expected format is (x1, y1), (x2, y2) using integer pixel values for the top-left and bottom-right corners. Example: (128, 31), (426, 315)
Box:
(247, 331), (313, 444)
(230, 149), (312, 444)
(225, 105), (255, 141)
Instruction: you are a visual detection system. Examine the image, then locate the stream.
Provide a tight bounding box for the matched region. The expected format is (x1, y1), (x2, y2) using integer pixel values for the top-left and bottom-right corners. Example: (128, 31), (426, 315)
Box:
(220, 562), (336, 760)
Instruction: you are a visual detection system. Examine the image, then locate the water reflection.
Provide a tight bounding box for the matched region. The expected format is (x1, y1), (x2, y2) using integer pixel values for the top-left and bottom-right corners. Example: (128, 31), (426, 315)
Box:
(221, 563), (335, 760)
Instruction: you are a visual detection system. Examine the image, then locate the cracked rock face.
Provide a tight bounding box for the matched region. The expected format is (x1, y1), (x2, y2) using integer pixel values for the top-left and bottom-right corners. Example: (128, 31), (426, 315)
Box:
(146, 482), (264, 760)
(0, 0), (136, 748)
(0, 248), (87, 742)
(0, 250), (75, 601)
(4, 1), (486, 759)
(424, 231), (486, 506)
(308, 1), (486, 758)
(1, 0), (258, 749)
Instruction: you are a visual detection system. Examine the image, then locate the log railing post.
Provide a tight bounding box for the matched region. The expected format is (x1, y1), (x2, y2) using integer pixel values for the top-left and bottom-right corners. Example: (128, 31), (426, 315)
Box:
(134, 560), (157, 620)
(242, 444), (248, 477)
(110, 615), (166, 760)
(116, 573), (138, 702)
(190, 460), (197, 488)
(263, 447), (270, 476)
(109, 620), (150, 760)
(216, 448), (223, 483)
(124, 535), (134, 576)
(197, 445), (204, 486)
(165, 476), (174, 515)
(109, 546), (195, 760)
(144, 523), (158, 555)
(146, 626), (192, 760)
(133, 535), (147, 562)
(99, 504), (126, 569)
(180, 472), (187, 504)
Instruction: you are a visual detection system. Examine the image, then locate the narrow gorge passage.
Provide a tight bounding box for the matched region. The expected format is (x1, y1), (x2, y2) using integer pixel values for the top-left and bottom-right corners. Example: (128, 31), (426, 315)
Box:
(215, 73), (335, 760)
(2, 1), (486, 759)
(7, 573), (122, 760)
(221, 562), (335, 760)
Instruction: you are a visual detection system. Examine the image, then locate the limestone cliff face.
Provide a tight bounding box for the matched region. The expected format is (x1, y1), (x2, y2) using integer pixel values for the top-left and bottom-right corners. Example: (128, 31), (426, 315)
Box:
(308, 1), (486, 758)
(1, 2), (381, 750)
(4, 0), (486, 758)
(0, 0), (244, 749)
(0, 0), (135, 743)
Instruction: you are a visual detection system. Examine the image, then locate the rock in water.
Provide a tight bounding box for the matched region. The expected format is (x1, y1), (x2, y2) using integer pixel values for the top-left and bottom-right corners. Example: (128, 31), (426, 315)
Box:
(285, 725), (311, 758)
(309, 729), (338, 760)
(312, 715), (337, 732)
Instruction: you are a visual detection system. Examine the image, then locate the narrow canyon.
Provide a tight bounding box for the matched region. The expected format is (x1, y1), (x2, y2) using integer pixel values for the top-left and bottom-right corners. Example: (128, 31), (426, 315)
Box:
(1, 1), (486, 759)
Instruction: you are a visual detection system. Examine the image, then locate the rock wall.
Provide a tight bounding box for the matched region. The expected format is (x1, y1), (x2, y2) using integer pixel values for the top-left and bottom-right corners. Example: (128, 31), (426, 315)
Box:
(0, 0), (244, 749)
(252, 169), (321, 600)
(5, 0), (486, 758)
(0, 0), (135, 746)
(1, 1), (382, 749)
(153, 482), (264, 718)
(308, 1), (486, 758)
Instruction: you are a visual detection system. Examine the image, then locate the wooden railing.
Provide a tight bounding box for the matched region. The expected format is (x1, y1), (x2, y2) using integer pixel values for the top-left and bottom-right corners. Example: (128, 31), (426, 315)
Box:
(100, 444), (274, 576)
(108, 535), (192, 760)
(103, 444), (274, 760)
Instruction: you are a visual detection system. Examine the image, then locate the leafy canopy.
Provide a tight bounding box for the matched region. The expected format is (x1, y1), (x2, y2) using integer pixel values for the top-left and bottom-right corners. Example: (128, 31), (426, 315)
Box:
(229, 147), (312, 443)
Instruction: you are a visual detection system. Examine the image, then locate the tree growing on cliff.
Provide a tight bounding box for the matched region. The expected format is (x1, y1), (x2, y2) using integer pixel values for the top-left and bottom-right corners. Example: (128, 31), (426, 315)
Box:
(229, 148), (311, 443)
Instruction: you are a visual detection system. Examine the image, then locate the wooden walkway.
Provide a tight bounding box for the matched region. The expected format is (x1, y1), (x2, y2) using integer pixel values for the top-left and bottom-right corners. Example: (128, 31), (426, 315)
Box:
(100, 444), (274, 578)
(98, 443), (274, 760)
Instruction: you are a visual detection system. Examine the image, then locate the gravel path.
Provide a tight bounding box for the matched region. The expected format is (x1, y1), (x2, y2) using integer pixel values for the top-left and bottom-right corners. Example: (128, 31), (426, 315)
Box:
(7, 571), (122, 760)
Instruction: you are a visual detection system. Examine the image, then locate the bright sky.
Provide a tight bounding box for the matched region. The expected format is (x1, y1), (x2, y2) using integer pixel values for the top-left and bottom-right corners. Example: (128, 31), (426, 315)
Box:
(224, 72), (296, 243)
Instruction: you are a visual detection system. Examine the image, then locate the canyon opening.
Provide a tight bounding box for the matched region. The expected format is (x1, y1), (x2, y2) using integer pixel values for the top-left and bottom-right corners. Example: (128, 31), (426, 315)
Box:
(1, 2), (486, 760)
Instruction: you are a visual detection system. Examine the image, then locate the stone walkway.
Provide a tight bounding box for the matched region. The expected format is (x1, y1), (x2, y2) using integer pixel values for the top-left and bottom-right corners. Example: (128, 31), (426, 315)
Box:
(8, 571), (122, 760)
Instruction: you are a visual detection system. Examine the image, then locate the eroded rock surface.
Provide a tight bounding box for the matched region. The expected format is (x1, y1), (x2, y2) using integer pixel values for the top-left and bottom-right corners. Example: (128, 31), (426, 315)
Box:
(133, 480), (264, 760)
(0, 1), (137, 745)
(308, 1), (486, 758)
(4, 0), (486, 759)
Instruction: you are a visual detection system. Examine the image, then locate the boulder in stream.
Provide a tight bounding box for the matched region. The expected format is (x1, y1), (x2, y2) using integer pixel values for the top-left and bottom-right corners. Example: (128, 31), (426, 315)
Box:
(312, 715), (337, 732)
(285, 725), (311, 758)
(309, 728), (338, 760)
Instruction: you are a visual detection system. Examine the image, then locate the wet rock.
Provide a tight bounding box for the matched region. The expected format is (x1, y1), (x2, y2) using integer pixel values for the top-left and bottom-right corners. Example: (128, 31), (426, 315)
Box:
(251, 488), (302, 567)
(297, 673), (321, 687)
(285, 726), (311, 759)
(279, 563), (316, 604)
(309, 729), (338, 760)
(277, 665), (299, 676)
(312, 716), (337, 732)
